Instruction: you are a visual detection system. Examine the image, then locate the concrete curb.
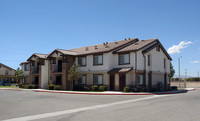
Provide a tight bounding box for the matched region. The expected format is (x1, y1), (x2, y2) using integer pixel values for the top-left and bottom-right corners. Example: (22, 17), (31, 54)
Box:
(0, 88), (196, 95)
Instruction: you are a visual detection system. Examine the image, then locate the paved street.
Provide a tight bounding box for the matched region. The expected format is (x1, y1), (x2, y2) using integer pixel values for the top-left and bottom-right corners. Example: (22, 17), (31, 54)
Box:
(0, 89), (200, 121)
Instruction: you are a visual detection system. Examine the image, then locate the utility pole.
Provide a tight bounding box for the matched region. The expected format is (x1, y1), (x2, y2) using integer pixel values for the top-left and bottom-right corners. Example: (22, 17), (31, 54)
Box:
(184, 69), (187, 88)
(178, 56), (182, 88)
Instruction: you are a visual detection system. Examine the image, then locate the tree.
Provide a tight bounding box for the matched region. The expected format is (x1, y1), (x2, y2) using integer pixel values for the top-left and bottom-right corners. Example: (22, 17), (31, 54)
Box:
(170, 62), (175, 78)
(15, 67), (25, 83)
(68, 63), (81, 90)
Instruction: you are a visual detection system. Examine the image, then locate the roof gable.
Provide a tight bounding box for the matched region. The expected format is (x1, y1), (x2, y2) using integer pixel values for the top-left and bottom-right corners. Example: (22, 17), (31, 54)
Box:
(27, 53), (48, 61)
(0, 63), (15, 71)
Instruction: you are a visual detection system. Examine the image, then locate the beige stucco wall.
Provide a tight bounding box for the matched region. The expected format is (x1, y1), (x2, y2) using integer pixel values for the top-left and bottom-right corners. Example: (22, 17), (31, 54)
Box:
(0, 66), (15, 75)
(21, 63), (30, 76)
(41, 60), (49, 88)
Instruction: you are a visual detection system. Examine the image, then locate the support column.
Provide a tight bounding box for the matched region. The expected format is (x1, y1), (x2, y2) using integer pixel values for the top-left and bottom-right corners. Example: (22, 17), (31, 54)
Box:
(62, 63), (67, 90)
(38, 65), (42, 88)
(49, 64), (53, 85)
(28, 66), (32, 84)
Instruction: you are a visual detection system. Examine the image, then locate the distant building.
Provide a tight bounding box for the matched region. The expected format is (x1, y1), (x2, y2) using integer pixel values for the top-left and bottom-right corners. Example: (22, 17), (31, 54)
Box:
(0, 63), (16, 82)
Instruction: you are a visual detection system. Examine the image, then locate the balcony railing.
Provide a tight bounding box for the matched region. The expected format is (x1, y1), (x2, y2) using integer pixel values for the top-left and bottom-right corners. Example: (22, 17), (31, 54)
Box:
(52, 64), (62, 73)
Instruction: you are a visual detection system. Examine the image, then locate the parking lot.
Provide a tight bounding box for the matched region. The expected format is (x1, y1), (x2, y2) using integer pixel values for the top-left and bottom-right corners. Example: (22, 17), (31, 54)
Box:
(0, 88), (200, 121)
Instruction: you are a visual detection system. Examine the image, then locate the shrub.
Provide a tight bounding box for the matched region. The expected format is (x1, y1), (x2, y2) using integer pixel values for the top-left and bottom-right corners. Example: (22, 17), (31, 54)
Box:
(55, 85), (61, 90)
(48, 85), (55, 90)
(84, 86), (90, 91)
(21, 84), (27, 89)
(27, 85), (33, 89)
(18, 83), (23, 88)
(32, 85), (38, 89)
(171, 86), (177, 90)
(138, 88), (144, 92)
(91, 85), (98, 91)
(73, 85), (84, 91)
(123, 86), (130, 92)
(99, 86), (107, 92)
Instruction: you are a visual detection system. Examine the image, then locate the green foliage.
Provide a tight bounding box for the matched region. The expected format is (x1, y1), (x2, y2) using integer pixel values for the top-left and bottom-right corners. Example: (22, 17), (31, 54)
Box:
(84, 86), (90, 91)
(27, 85), (33, 89)
(123, 86), (130, 92)
(15, 67), (25, 82)
(68, 63), (81, 90)
(55, 85), (61, 90)
(187, 77), (200, 81)
(99, 86), (107, 92)
(48, 85), (55, 90)
(91, 85), (98, 91)
(170, 62), (175, 78)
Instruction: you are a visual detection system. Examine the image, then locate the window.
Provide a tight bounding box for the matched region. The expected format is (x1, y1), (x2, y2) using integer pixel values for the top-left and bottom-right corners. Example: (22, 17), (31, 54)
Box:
(93, 55), (103, 65)
(164, 58), (166, 68)
(78, 75), (86, 84)
(148, 55), (151, 66)
(93, 74), (103, 85)
(137, 75), (143, 85)
(156, 46), (160, 51)
(119, 54), (130, 65)
(5, 70), (8, 75)
(78, 57), (86, 66)
(24, 64), (29, 71)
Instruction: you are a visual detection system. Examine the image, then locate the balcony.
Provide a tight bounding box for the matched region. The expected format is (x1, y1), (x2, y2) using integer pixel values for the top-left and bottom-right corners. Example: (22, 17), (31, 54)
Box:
(32, 66), (39, 74)
(52, 64), (62, 73)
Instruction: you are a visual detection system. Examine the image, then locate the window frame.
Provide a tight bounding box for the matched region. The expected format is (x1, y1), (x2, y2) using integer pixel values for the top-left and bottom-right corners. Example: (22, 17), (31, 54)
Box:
(148, 55), (151, 66)
(137, 74), (144, 85)
(24, 64), (29, 71)
(5, 70), (8, 75)
(118, 53), (130, 65)
(78, 56), (86, 67)
(77, 75), (87, 85)
(93, 74), (103, 85)
(93, 54), (103, 66)
(164, 58), (166, 69)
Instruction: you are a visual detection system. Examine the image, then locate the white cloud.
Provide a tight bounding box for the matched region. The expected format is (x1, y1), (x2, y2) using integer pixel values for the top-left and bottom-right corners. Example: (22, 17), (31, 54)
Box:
(189, 61), (200, 64)
(167, 41), (192, 54)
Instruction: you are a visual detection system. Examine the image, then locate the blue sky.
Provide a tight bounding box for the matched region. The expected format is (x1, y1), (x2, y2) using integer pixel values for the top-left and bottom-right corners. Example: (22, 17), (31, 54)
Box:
(0, 0), (199, 77)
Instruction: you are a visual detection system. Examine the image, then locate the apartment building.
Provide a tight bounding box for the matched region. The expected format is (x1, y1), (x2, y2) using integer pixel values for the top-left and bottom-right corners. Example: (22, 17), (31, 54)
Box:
(22, 38), (172, 91)
(27, 53), (49, 88)
(0, 63), (16, 82)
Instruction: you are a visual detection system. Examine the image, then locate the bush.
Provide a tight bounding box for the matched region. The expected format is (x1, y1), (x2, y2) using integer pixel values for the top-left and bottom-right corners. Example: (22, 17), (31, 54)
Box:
(99, 86), (107, 92)
(27, 85), (33, 89)
(18, 83), (23, 88)
(73, 85), (84, 91)
(171, 86), (177, 90)
(48, 85), (55, 90)
(123, 86), (130, 92)
(91, 85), (98, 91)
(32, 85), (38, 89)
(138, 88), (144, 92)
(21, 84), (27, 89)
(84, 86), (90, 91)
(55, 85), (61, 90)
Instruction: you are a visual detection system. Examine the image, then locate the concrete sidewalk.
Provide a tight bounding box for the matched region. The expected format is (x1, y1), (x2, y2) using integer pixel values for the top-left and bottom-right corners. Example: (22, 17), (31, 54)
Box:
(0, 88), (195, 95)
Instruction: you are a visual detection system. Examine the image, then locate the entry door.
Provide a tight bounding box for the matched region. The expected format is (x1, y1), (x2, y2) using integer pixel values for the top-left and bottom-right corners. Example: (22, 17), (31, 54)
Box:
(148, 73), (152, 91)
(110, 75), (115, 91)
(119, 74), (126, 91)
(58, 60), (62, 72)
(56, 76), (61, 85)
(35, 77), (39, 84)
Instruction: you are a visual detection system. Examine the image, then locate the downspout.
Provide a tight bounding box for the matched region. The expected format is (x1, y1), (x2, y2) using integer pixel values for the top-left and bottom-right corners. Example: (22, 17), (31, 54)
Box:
(135, 52), (137, 87)
(142, 53), (146, 88)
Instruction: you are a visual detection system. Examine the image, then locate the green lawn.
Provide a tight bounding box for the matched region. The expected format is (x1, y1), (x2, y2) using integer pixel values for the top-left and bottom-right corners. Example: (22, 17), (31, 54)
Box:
(0, 85), (21, 89)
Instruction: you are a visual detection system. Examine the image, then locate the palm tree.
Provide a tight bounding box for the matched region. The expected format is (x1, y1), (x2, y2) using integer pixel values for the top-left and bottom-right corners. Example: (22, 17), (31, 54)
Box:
(15, 67), (25, 83)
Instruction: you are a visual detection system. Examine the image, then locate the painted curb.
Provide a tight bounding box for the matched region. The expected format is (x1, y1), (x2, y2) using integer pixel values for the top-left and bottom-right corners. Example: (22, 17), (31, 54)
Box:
(0, 88), (196, 95)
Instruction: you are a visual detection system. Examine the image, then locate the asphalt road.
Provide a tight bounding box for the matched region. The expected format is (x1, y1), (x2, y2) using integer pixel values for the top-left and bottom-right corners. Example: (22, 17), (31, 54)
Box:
(0, 89), (199, 121)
